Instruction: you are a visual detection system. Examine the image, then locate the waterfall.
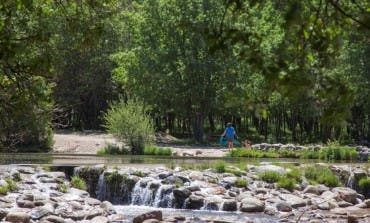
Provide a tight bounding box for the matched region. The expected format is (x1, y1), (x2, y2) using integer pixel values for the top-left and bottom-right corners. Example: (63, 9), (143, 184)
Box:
(153, 184), (175, 208)
(96, 173), (106, 201)
(131, 178), (161, 206)
(346, 169), (355, 189)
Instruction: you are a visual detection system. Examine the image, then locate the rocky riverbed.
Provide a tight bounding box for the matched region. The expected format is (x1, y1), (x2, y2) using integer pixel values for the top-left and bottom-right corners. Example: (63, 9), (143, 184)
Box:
(75, 163), (370, 223)
(1, 163), (369, 223)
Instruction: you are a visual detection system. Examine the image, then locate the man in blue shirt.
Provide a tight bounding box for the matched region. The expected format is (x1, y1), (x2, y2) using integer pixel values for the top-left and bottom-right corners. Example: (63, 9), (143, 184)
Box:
(222, 122), (237, 151)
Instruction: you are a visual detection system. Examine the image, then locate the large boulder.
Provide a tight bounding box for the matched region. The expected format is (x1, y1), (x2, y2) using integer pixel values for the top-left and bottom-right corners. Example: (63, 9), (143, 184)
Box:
(276, 201), (292, 212)
(252, 165), (286, 174)
(91, 216), (109, 223)
(240, 198), (265, 212)
(279, 194), (306, 208)
(6, 212), (30, 223)
(184, 195), (204, 210)
(220, 177), (237, 189)
(41, 215), (65, 223)
(0, 209), (8, 220)
(303, 185), (329, 195)
(29, 206), (53, 220)
(332, 187), (358, 204)
(173, 187), (191, 208)
(222, 200), (237, 211)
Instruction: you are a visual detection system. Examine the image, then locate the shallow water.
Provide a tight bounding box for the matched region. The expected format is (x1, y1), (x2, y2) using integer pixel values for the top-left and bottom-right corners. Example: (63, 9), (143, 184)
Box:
(0, 153), (364, 166)
(115, 205), (278, 223)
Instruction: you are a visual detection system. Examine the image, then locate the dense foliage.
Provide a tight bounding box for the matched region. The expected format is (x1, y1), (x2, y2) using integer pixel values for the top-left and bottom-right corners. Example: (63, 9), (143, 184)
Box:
(0, 0), (369, 150)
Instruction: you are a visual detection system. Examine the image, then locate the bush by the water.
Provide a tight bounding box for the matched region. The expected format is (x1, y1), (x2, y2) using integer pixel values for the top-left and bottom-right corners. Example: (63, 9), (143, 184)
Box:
(304, 166), (339, 187)
(286, 168), (302, 183)
(229, 146), (359, 161)
(235, 178), (248, 188)
(359, 177), (370, 198)
(214, 161), (226, 173)
(144, 146), (172, 156)
(277, 177), (296, 191)
(97, 143), (129, 155)
(259, 171), (281, 183)
(319, 146), (359, 160)
(71, 176), (87, 191)
(0, 178), (18, 195)
(103, 98), (155, 155)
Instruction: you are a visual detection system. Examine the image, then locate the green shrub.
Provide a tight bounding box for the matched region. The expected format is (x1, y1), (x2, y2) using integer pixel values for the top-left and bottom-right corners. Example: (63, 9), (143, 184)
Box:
(286, 168), (302, 183)
(103, 98), (155, 155)
(259, 171), (281, 183)
(5, 178), (18, 191)
(226, 168), (243, 177)
(317, 173), (340, 187)
(277, 178), (296, 191)
(214, 161), (226, 173)
(70, 176), (87, 191)
(359, 177), (370, 197)
(144, 146), (172, 156)
(235, 178), (249, 188)
(57, 184), (69, 193)
(97, 143), (129, 155)
(0, 186), (8, 195)
(304, 166), (339, 187)
(319, 147), (359, 161)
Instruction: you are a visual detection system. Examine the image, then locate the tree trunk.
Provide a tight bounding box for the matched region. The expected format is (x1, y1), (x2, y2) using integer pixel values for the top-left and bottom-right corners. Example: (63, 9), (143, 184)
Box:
(208, 114), (215, 132)
(191, 112), (205, 142)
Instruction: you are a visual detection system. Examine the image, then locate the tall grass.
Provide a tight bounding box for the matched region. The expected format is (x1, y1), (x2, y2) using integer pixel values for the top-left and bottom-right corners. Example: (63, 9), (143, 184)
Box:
(214, 161), (226, 173)
(70, 176), (87, 191)
(229, 146), (360, 161)
(304, 166), (339, 187)
(258, 171), (281, 183)
(144, 146), (172, 155)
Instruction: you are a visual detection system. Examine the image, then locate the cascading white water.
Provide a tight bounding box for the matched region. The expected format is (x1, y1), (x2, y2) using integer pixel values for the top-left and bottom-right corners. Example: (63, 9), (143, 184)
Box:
(96, 173), (106, 201)
(131, 178), (161, 206)
(153, 184), (175, 207)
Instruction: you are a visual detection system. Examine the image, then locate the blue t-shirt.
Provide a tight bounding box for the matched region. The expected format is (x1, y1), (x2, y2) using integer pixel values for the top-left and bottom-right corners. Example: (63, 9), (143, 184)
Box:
(225, 126), (235, 138)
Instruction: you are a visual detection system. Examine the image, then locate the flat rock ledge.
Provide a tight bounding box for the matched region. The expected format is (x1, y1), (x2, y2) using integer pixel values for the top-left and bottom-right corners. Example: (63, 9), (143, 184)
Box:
(0, 164), (369, 223)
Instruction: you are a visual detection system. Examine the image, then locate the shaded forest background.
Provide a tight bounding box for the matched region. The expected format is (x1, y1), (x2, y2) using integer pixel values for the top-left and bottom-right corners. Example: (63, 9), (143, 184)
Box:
(0, 0), (369, 151)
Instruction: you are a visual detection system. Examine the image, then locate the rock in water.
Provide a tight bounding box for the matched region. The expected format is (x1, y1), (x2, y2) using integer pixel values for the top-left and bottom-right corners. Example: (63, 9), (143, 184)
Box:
(6, 212), (30, 223)
(240, 198), (265, 212)
(133, 210), (162, 223)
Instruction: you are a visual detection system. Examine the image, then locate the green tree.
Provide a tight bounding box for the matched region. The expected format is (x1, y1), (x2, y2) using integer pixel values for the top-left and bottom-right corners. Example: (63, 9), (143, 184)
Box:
(0, 0), (55, 150)
(113, 0), (235, 141)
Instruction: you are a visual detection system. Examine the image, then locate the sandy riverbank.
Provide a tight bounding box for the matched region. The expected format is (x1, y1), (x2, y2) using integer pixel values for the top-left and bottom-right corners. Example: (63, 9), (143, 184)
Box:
(53, 131), (228, 157)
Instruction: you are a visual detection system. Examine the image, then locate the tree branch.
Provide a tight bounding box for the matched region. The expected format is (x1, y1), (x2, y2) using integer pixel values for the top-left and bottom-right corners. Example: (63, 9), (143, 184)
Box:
(328, 0), (370, 29)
